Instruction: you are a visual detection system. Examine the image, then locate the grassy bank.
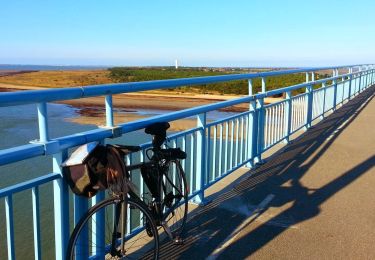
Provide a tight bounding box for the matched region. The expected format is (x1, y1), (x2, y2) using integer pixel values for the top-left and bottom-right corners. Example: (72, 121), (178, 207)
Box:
(0, 67), (327, 95)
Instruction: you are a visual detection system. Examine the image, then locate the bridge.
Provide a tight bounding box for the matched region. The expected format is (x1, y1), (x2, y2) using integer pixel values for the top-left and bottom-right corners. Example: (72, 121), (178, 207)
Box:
(0, 65), (374, 259)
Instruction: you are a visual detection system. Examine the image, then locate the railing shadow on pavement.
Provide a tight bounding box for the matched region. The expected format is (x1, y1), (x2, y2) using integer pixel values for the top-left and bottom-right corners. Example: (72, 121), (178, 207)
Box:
(155, 85), (375, 259)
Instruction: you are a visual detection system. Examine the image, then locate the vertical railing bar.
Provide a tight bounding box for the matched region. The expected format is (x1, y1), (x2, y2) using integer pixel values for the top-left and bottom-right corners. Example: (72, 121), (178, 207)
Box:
(32, 187), (42, 260)
(5, 195), (16, 260)
(298, 96), (302, 127)
(189, 133), (195, 195)
(296, 98), (300, 130)
(126, 154), (132, 234)
(271, 106), (275, 145)
(212, 125), (217, 181)
(277, 103), (283, 141)
(295, 98), (298, 131)
(280, 104), (283, 140)
(182, 135), (186, 173)
(235, 118), (239, 167)
(224, 121), (229, 172)
(172, 139), (177, 185)
(276, 105), (280, 142)
(206, 126), (211, 184)
(276, 104), (280, 142)
(291, 99), (295, 132)
(139, 150), (145, 226)
(265, 109), (269, 148)
(230, 120), (234, 169)
(245, 115), (249, 160)
(302, 95), (304, 123)
(218, 124), (223, 176)
(240, 116), (244, 164)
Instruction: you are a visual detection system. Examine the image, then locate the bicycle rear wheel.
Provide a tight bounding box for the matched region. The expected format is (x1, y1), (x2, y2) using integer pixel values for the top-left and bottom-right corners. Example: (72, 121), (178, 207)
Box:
(67, 196), (159, 260)
(161, 160), (188, 238)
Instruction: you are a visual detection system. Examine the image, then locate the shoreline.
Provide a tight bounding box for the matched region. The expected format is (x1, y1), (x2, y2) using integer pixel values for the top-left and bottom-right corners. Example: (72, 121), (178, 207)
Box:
(0, 82), (284, 133)
(0, 82), (284, 112)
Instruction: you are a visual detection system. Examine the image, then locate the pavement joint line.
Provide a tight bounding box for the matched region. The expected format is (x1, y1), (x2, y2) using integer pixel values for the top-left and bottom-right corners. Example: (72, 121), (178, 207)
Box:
(206, 194), (275, 260)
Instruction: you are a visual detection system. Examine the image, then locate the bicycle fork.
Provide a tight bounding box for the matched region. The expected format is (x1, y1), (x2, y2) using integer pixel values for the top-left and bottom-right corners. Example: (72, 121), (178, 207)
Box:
(110, 196), (128, 257)
(120, 195), (128, 255)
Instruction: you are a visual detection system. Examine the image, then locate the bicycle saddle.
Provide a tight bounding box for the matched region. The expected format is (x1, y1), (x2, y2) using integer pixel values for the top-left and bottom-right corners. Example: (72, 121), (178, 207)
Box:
(145, 122), (170, 136)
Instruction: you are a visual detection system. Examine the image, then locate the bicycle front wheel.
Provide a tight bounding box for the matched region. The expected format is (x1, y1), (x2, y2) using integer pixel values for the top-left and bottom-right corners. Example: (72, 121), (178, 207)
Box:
(161, 160), (188, 238)
(67, 196), (159, 260)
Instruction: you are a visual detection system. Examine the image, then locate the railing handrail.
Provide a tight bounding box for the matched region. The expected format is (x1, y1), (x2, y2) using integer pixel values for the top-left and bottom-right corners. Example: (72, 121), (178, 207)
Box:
(0, 65), (374, 166)
(0, 64), (372, 107)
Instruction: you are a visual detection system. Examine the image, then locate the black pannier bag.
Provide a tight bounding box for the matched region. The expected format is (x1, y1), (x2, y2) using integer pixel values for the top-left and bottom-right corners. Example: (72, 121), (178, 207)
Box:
(62, 142), (129, 198)
(62, 142), (108, 198)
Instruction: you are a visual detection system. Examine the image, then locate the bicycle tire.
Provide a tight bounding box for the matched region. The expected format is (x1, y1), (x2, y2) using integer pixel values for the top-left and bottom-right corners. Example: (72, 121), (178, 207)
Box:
(161, 159), (188, 238)
(67, 196), (159, 260)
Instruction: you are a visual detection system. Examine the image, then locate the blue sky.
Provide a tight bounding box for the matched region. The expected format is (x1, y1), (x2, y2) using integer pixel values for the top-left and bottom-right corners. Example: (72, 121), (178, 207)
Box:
(1, 0), (374, 67)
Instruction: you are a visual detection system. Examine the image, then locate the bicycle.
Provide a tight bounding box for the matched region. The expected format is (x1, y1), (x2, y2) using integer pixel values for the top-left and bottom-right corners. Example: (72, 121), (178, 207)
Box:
(66, 122), (188, 259)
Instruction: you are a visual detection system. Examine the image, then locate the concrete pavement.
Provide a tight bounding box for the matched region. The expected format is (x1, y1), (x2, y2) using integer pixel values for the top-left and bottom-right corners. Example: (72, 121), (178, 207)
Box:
(160, 85), (375, 260)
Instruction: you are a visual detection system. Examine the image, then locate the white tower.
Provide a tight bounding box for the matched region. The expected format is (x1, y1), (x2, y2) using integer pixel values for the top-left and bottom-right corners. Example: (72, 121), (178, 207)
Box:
(175, 59), (179, 69)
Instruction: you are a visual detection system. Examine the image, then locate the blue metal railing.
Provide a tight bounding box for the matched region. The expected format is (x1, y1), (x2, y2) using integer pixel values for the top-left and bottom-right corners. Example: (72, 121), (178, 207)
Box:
(0, 64), (374, 259)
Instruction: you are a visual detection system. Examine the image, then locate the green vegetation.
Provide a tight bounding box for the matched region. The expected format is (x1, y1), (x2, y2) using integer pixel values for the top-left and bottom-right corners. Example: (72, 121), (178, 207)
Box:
(0, 67), (325, 96)
(108, 67), (311, 95)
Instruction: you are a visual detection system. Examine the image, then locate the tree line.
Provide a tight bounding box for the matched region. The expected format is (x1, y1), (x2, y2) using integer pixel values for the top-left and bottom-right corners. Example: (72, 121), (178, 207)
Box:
(108, 67), (324, 96)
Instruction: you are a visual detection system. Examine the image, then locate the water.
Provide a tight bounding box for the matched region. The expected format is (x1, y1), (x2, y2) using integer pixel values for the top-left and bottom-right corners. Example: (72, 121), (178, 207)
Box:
(0, 103), (148, 259)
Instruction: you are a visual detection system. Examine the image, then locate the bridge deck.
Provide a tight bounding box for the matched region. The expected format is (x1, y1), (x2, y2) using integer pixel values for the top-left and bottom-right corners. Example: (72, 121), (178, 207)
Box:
(160, 85), (375, 259)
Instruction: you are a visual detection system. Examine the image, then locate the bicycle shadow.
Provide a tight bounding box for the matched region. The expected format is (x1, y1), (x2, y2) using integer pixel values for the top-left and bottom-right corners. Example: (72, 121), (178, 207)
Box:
(157, 85), (375, 259)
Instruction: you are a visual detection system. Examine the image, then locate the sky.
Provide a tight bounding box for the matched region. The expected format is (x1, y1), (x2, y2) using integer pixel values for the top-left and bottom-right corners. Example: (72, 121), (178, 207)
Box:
(1, 0), (374, 67)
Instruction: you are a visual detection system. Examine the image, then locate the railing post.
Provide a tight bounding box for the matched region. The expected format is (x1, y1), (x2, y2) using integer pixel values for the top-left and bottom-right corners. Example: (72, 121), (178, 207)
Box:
(348, 73), (353, 100)
(193, 113), (207, 205)
(305, 84), (313, 129)
(321, 82), (327, 119)
(52, 151), (70, 260)
(105, 95), (114, 127)
(284, 91), (292, 143)
(74, 195), (88, 259)
(261, 77), (266, 92)
(248, 99), (258, 167)
(37, 102), (49, 143)
(341, 76), (345, 105)
(92, 192), (105, 258)
(256, 97), (265, 163)
(248, 79), (253, 96)
(332, 78), (338, 111)
(246, 79), (254, 167)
